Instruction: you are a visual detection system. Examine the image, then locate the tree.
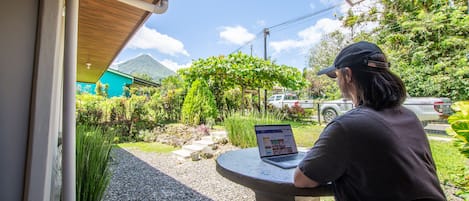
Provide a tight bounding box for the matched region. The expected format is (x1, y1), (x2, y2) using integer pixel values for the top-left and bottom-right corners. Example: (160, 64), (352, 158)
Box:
(181, 79), (218, 125)
(179, 52), (307, 114)
(132, 72), (154, 82)
(160, 75), (184, 91)
(307, 31), (348, 99)
(159, 75), (185, 121)
(337, 0), (468, 101)
(375, 0), (469, 101)
(95, 81), (108, 97)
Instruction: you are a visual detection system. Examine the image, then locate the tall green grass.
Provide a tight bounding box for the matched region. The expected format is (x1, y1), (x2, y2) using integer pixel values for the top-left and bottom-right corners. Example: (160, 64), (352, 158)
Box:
(224, 112), (282, 148)
(76, 125), (113, 201)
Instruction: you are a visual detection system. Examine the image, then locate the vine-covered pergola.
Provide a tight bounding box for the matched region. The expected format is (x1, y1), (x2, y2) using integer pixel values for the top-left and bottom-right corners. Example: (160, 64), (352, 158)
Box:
(179, 52), (307, 112)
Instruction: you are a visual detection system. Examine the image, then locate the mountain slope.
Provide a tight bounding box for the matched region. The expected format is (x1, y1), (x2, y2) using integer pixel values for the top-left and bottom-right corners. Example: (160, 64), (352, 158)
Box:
(117, 54), (175, 81)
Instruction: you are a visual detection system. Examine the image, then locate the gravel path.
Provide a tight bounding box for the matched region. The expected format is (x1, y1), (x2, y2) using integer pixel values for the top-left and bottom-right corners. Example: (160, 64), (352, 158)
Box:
(103, 146), (255, 201)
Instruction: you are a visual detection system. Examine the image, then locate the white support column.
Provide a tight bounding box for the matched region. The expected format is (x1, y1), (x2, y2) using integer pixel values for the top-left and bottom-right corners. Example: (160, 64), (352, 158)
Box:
(63, 0), (78, 200)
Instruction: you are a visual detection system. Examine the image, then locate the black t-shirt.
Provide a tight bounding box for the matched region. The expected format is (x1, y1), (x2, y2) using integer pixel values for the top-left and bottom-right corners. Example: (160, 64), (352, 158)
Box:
(298, 106), (446, 201)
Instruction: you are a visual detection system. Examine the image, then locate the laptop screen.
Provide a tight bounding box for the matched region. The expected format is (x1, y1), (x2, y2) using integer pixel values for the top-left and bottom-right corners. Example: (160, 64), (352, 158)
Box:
(255, 124), (298, 157)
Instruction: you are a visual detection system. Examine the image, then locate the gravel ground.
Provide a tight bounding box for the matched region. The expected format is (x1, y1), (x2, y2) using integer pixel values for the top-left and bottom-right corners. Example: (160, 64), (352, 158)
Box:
(103, 145), (255, 201)
(104, 145), (465, 201)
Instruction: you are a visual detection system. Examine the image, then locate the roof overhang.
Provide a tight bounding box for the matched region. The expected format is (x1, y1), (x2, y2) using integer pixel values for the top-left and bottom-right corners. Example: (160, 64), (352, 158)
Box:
(77, 0), (156, 83)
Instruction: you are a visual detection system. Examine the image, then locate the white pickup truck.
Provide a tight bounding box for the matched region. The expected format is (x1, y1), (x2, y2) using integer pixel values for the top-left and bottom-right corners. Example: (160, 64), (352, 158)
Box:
(319, 96), (452, 125)
(267, 94), (315, 109)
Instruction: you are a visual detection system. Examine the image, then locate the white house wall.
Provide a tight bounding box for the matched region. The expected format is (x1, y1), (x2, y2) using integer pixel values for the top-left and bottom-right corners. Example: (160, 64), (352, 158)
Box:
(24, 0), (65, 200)
(0, 0), (39, 200)
(0, 0), (65, 200)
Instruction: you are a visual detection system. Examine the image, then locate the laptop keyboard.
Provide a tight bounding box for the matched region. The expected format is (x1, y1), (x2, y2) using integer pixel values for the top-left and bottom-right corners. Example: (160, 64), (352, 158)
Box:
(269, 155), (301, 162)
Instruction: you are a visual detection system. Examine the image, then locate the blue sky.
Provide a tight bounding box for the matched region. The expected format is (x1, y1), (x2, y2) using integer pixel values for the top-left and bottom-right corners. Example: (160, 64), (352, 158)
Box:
(113, 0), (376, 72)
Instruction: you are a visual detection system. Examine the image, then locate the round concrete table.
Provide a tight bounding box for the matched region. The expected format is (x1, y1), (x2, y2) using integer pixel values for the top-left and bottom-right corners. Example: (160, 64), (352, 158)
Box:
(216, 148), (333, 201)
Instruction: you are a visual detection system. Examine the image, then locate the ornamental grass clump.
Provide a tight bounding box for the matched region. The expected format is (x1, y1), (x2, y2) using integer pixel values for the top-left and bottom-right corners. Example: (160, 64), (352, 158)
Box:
(76, 125), (113, 201)
(224, 112), (282, 148)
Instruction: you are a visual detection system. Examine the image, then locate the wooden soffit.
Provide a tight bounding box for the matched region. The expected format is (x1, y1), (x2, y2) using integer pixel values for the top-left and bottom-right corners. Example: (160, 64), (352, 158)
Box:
(77, 0), (154, 83)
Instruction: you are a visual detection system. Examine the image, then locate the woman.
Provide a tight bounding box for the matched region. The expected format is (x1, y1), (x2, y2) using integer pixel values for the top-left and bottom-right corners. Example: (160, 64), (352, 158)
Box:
(293, 41), (446, 201)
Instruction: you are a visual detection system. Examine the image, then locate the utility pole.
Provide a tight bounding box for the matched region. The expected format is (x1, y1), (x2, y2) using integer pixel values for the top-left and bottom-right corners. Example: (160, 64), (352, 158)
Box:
(263, 28), (270, 114)
(252, 44), (261, 112)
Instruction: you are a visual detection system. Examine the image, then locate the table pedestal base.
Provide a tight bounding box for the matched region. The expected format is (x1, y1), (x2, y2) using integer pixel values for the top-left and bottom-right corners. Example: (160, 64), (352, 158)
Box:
(254, 191), (320, 201)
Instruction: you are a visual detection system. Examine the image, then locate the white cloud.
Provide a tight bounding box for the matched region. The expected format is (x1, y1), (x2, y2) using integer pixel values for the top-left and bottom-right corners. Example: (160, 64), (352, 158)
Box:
(270, 0), (381, 55)
(270, 18), (346, 54)
(219, 25), (256, 45)
(270, 40), (302, 54)
(127, 25), (189, 57)
(159, 59), (192, 72)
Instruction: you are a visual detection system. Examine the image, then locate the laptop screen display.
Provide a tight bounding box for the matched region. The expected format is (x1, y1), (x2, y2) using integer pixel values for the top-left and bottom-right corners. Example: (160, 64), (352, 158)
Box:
(255, 124), (298, 157)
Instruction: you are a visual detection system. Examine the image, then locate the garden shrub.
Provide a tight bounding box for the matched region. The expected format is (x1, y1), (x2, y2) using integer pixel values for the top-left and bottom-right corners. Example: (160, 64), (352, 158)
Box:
(162, 88), (185, 122)
(280, 103), (306, 122)
(181, 79), (218, 125)
(100, 97), (126, 122)
(76, 93), (158, 142)
(216, 88), (242, 120)
(146, 88), (185, 123)
(76, 94), (106, 125)
(76, 125), (112, 201)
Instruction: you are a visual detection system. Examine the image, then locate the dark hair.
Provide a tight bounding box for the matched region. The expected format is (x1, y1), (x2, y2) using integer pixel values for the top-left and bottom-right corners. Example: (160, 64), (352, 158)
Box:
(347, 53), (407, 110)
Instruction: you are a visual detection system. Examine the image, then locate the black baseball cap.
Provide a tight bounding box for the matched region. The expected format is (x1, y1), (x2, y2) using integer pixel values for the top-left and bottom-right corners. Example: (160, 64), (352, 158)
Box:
(317, 41), (390, 78)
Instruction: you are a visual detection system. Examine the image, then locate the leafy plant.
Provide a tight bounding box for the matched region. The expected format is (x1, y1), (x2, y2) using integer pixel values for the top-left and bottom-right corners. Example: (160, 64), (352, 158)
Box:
(447, 101), (469, 158)
(181, 79), (218, 125)
(76, 125), (113, 201)
(95, 81), (108, 97)
(76, 94), (106, 125)
(444, 101), (469, 198)
(280, 103), (306, 122)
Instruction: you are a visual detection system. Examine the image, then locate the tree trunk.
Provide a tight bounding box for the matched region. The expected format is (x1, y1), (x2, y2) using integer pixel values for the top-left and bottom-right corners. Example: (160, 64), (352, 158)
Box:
(241, 86), (245, 115)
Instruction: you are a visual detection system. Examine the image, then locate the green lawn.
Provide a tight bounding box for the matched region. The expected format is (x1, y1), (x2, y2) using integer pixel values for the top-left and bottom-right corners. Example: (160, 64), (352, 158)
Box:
(115, 142), (177, 153)
(430, 139), (469, 191)
(291, 123), (324, 148)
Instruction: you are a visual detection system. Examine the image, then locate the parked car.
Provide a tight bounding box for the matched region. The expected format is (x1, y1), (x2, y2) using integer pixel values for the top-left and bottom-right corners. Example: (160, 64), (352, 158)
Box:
(267, 94), (314, 109)
(319, 96), (452, 125)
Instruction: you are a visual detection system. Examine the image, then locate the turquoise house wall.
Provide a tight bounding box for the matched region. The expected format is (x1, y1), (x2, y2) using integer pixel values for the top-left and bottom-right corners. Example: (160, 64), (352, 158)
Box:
(76, 70), (133, 97)
(76, 82), (96, 95)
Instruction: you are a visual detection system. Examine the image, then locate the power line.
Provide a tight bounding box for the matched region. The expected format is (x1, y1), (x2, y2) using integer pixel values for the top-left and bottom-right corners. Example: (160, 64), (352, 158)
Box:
(230, 31), (264, 55)
(229, 2), (346, 55)
(268, 2), (345, 31)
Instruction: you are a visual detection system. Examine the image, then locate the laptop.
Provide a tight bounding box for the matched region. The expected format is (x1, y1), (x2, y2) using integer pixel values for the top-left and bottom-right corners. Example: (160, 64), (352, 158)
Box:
(255, 124), (306, 169)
